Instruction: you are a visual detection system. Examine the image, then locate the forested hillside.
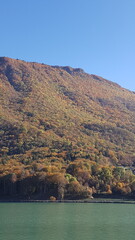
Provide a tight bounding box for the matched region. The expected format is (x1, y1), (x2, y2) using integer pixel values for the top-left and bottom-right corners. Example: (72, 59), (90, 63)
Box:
(0, 57), (135, 200)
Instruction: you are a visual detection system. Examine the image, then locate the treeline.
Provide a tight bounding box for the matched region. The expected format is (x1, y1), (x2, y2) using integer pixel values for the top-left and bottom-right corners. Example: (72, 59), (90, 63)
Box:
(0, 160), (135, 200)
(1, 122), (135, 200)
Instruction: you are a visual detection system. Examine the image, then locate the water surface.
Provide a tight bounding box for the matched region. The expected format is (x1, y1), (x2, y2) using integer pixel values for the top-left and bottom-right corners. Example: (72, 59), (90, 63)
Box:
(0, 202), (134, 240)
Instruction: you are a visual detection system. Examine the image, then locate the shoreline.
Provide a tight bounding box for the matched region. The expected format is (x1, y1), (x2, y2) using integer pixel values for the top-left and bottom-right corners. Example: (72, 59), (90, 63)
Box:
(0, 198), (135, 204)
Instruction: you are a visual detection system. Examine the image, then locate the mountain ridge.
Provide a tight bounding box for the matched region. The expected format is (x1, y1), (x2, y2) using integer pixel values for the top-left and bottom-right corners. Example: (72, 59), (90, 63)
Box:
(0, 56), (126, 90)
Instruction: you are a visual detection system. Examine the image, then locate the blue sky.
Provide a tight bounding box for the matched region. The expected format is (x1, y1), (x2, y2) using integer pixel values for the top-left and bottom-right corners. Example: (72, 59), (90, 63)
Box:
(1, 0), (135, 91)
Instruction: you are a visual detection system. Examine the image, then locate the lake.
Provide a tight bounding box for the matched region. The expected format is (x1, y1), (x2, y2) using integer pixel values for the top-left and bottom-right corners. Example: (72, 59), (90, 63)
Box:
(0, 202), (134, 240)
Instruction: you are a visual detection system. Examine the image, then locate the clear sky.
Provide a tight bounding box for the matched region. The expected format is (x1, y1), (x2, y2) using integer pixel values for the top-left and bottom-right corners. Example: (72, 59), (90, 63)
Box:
(0, 0), (135, 91)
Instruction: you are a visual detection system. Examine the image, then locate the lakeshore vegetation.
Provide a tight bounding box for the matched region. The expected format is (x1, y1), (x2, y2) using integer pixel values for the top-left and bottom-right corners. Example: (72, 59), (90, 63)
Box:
(1, 57), (135, 200)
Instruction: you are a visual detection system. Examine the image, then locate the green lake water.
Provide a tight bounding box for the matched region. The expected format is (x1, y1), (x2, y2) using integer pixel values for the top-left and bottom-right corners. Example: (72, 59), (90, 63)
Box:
(0, 202), (134, 240)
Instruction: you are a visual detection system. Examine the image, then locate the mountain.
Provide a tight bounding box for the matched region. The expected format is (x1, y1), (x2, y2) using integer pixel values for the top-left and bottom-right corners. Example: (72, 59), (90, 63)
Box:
(0, 57), (135, 200)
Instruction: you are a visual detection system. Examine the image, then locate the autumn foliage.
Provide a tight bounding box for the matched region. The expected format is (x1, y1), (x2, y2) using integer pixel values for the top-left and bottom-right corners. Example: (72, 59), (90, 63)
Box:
(0, 57), (135, 199)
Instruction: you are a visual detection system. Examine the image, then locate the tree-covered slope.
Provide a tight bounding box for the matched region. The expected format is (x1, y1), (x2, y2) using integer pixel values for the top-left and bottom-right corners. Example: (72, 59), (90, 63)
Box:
(0, 57), (135, 199)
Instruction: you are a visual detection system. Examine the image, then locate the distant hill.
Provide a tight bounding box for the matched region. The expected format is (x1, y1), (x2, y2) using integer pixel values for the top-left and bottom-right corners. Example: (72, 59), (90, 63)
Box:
(0, 57), (135, 199)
